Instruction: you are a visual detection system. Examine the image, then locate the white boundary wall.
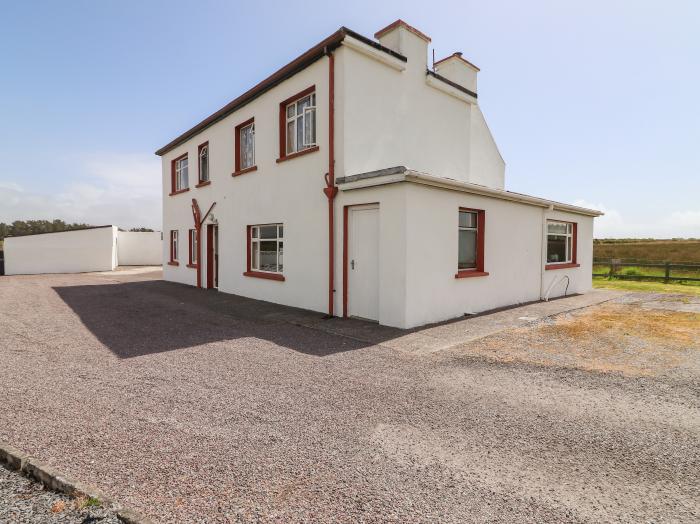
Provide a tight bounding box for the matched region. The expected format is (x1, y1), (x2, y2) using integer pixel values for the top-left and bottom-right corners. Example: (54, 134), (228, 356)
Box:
(117, 231), (162, 266)
(4, 226), (118, 275)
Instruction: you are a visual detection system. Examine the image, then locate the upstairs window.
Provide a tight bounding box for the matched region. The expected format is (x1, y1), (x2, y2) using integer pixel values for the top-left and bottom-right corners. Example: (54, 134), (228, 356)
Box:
(279, 86), (316, 159)
(198, 143), (209, 183)
(456, 208), (488, 278)
(172, 154), (189, 192)
(234, 118), (256, 174)
(546, 221), (577, 266)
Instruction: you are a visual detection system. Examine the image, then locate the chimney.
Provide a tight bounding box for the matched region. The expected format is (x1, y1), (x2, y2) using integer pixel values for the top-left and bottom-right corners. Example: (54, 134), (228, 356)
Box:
(434, 52), (479, 94)
(375, 19), (431, 72)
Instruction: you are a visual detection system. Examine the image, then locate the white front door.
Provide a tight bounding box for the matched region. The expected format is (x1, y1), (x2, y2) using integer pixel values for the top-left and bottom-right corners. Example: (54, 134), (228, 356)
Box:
(348, 205), (379, 321)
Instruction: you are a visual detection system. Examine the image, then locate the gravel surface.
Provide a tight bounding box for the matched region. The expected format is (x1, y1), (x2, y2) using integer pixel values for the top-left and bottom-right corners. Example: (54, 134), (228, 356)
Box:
(0, 463), (121, 523)
(0, 270), (698, 523)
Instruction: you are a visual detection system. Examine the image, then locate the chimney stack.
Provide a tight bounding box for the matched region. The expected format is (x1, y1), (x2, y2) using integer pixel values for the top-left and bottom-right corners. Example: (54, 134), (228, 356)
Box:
(375, 20), (431, 72)
(433, 52), (479, 93)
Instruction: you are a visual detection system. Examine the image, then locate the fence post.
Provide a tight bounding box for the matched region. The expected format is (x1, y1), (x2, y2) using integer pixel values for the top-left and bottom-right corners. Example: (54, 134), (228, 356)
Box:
(664, 261), (670, 283)
(610, 259), (620, 279)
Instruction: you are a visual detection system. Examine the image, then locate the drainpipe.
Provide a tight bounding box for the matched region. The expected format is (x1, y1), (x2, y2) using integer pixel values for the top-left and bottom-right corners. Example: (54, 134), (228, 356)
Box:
(322, 48), (338, 317)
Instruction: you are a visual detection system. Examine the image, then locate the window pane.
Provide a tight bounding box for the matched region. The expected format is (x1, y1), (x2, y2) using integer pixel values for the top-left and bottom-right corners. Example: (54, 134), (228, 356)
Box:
(287, 104), (295, 118)
(278, 225), (283, 238)
(251, 226), (258, 239)
(199, 149), (208, 181)
(287, 121), (295, 153)
(547, 235), (567, 263)
(548, 222), (567, 235)
(459, 211), (477, 229)
(278, 241), (283, 272)
(260, 240), (278, 272)
(303, 107), (316, 146)
(458, 229), (477, 269)
(297, 96), (310, 113)
(252, 242), (259, 269)
(296, 116), (304, 151)
(260, 225), (277, 239)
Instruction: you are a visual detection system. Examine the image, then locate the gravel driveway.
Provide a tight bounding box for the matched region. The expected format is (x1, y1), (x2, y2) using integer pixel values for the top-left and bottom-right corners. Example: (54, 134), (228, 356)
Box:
(0, 270), (698, 523)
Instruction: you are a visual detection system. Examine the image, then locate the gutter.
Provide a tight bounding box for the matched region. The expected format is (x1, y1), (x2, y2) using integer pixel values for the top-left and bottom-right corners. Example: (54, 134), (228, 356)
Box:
(337, 167), (604, 217)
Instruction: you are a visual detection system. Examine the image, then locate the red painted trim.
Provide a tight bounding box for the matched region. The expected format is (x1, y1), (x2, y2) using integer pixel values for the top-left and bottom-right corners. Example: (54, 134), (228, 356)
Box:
(234, 117), (254, 173)
(278, 85), (315, 160)
(243, 271), (285, 281)
(170, 153), (188, 194)
(375, 19), (431, 43)
(232, 165), (257, 177)
(455, 271), (489, 279)
(186, 264), (197, 269)
(167, 261), (179, 266)
(572, 222), (578, 265)
(195, 180), (211, 188)
(342, 206), (348, 318)
(458, 207), (486, 274)
(206, 224), (214, 289)
(197, 142), (209, 184)
(276, 145), (319, 163)
(246, 225), (252, 273)
(545, 263), (580, 270)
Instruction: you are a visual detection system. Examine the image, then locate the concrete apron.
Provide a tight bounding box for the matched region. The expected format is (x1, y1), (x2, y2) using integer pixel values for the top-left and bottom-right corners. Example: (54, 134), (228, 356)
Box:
(307, 290), (623, 355)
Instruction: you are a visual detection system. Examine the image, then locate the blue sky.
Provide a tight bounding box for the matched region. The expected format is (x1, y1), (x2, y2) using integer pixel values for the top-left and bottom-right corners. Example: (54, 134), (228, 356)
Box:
(1, 0), (698, 237)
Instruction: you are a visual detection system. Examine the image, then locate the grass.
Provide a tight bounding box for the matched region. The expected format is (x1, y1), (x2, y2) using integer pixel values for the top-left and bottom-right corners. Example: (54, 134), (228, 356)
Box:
(594, 239), (700, 263)
(592, 263), (700, 281)
(76, 496), (101, 509)
(593, 277), (700, 295)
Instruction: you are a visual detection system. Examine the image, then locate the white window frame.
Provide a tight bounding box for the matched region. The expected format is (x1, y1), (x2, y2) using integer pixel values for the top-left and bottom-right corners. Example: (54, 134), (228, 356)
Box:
(198, 145), (209, 182)
(189, 229), (197, 264)
(175, 156), (188, 191)
(240, 122), (255, 170)
(285, 92), (316, 155)
(250, 224), (284, 274)
(546, 221), (574, 264)
(170, 230), (179, 262)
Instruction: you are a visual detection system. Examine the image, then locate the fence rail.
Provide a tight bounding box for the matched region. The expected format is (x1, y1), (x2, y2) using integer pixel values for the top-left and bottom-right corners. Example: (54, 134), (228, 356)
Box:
(593, 258), (700, 282)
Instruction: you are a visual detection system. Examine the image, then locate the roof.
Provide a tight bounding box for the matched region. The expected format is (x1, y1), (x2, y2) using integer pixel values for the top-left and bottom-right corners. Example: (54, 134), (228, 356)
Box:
(336, 167), (604, 217)
(155, 27), (407, 157)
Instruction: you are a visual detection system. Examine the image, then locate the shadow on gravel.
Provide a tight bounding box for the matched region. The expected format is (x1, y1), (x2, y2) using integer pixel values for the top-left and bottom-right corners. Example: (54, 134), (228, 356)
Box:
(52, 280), (398, 358)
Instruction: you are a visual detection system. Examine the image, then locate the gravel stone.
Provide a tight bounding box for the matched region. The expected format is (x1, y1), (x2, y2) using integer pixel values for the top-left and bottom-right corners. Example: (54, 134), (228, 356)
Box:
(0, 270), (698, 523)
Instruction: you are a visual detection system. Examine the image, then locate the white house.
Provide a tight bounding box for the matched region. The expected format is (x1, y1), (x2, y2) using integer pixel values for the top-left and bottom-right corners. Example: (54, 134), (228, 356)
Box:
(156, 20), (602, 329)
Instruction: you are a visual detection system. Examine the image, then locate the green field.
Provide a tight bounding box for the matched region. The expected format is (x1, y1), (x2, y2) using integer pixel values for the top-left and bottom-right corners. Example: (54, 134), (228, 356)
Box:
(594, 239), (700, 263)
(593, 278), (700, 295)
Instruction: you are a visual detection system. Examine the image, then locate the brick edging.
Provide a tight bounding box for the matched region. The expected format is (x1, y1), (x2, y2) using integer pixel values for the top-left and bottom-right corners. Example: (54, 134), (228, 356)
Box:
(0, 441), (153, 524)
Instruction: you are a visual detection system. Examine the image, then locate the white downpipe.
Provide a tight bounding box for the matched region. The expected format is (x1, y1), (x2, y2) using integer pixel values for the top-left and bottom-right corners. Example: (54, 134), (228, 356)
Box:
(544, 275), (570, 302)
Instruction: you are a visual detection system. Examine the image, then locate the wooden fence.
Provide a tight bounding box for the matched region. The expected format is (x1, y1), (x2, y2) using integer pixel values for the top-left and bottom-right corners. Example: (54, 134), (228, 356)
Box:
(593, 258), (700, 283)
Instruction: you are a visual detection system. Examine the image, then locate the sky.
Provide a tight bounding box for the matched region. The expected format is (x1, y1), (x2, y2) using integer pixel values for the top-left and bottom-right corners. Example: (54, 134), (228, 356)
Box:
(1, 0), (698, 237)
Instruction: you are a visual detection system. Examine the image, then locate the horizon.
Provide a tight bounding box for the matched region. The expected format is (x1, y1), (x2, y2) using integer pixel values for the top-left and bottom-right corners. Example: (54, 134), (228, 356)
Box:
(1, 1), (698, 238)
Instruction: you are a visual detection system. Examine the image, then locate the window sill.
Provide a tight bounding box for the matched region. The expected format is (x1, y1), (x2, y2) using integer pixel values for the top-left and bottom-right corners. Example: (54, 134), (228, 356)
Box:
(195, 180), (211, 188)
(167, 261), (179, 266)
(243, 271), (285, 281)
(545, 263), (580, 270)
(455, 270), (489, 279)
(186, 263), (198, 269)
(232, 165), (258, 177)
(169, 188), (190, 196)
(276, 146), (319, 163)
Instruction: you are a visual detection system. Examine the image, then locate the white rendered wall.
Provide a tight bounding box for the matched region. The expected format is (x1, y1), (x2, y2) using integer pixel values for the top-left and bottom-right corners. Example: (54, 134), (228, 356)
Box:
(4, 226), (117, 275)
(117, 231), (162, 266)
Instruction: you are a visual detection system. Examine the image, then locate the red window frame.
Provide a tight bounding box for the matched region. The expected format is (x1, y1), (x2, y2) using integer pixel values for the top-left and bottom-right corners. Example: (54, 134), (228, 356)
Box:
(170, 153), (189, 196)
(545, 221), (579, 270)
(232, 117), (257, 176)
(168, 230), (179, 266)
(243, 224), (285, 281)
(455, 207), (489, 278)
(195, 142), (210, 187)
(277, 85), (319, 163)
(187, 229), (197, 268)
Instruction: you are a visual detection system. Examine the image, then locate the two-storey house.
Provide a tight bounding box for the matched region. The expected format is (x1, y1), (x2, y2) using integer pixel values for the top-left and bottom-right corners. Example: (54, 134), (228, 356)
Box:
(156, 20), (601, 329)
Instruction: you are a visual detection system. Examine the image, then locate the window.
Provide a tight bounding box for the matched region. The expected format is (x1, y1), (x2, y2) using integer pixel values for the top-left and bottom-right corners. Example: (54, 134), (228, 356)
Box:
(188, 229), (198, 266)
(278, 86), (317, 161)
(171, 154), (189, 193)
(198, 143), (209, 183)
(234, 118), (256, 175)
(546, 221), (578, 268)
(456, 208), (488, 278)
(245, 224), (285, 281)
(169, 230), (179, 265)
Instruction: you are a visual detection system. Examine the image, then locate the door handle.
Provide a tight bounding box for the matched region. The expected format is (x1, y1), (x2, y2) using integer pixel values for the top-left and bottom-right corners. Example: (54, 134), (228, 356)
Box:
(351, 259), (355, 270)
